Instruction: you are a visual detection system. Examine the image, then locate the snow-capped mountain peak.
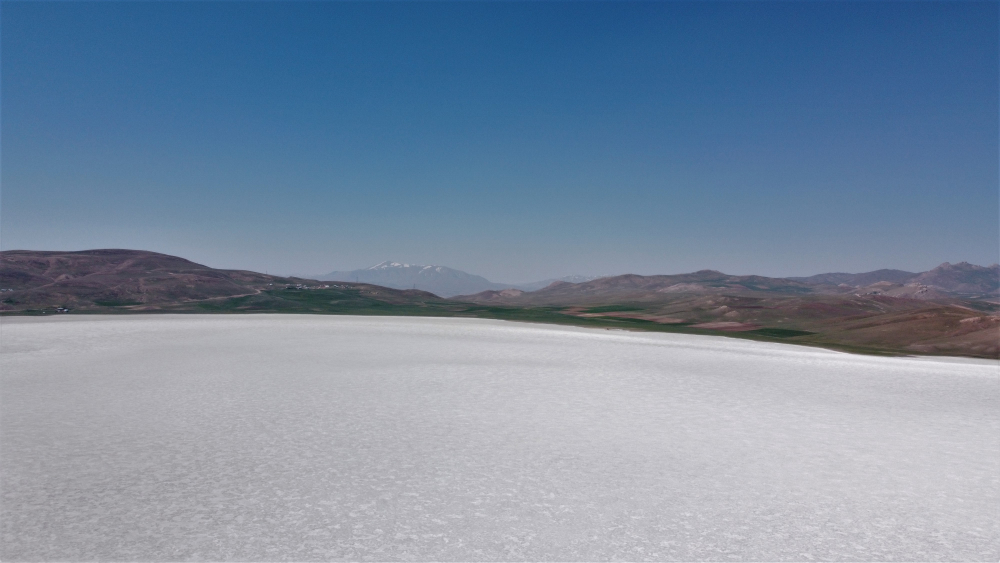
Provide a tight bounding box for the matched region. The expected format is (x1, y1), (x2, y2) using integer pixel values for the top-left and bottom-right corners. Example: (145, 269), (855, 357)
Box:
(367, 261), (424, 270)
(321, 262), (501, 297)
(365, 261), (448, 273)
(318, 262), (616, 298)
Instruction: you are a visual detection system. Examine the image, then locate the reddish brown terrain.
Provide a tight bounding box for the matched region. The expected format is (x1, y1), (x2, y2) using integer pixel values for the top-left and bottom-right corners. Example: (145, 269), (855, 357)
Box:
(454, 266), (1000, 359)
(0, 250), (282, 308)
(0, 250), (436, 312)
(2, 250), (997, 358)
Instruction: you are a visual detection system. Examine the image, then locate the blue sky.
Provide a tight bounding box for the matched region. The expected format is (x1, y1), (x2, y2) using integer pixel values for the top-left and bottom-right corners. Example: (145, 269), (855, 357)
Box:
(2, 1), (997, 282)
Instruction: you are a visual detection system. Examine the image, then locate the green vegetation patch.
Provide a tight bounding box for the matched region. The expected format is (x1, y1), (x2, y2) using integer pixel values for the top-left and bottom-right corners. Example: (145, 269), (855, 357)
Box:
(94, 299), (143, 307)
(600, 316), (659, 324)
(583, 305), (644, 313)
(192, 289), (455, 317)
(961, 299), (1000, 313)
(746, 328), (815, 338)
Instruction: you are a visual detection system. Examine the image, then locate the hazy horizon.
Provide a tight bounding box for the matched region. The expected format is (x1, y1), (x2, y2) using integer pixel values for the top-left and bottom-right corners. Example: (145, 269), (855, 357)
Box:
(2, 2), (997, 281)
(4, 247), (998, 286)
(297, 256), (998, 286)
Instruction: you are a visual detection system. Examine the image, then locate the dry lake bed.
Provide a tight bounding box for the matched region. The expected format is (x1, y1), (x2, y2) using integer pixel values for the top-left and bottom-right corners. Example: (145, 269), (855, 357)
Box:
(1, 315), (998, 561)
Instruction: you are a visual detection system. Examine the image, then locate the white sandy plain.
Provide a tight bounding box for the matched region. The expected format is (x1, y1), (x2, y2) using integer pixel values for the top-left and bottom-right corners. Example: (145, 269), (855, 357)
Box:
(1, 315), (998, 561)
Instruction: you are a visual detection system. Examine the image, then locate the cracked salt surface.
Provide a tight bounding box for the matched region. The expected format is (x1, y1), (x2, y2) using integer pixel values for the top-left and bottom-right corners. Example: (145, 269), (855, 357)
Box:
(1, 315), (997, 561)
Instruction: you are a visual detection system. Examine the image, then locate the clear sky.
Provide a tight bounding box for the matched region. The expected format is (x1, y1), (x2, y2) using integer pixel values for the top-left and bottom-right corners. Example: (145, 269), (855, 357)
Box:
(2, 1), (997, 282)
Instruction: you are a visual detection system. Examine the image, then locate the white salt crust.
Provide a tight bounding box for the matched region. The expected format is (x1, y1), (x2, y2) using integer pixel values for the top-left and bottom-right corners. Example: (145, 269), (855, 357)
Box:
(1, 315), (997, 561)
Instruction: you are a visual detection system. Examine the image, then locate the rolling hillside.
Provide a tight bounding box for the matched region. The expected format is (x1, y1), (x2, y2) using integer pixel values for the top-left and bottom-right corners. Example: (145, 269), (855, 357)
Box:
(0, 250), (439, 313)
(453, 267), (1000, 358)
(3, 250), (997, 358)
(790, 262), (999, 297)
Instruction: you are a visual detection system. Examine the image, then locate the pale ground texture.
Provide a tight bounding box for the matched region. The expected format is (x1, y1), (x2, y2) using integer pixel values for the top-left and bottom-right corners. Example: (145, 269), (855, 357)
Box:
(1, 315), (998, 562)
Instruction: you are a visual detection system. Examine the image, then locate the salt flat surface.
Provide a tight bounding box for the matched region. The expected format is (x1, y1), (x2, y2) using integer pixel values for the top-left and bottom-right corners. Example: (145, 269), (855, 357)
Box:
(1, 315), (998, 562)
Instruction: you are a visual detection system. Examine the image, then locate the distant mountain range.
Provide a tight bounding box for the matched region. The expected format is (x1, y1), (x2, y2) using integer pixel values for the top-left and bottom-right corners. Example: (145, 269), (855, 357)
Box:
(5, 251), (995, 306)
(451, 261), (999, 359)
(2, 250), (997, 358)
(316, 262), (607, 297)
(788, 262), (1000, 295)
(316, 260), (1000, 300)
(457, 262), (1000, 303)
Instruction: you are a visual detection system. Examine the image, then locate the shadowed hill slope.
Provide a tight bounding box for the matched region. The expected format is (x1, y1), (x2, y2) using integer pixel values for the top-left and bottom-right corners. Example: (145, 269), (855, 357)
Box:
(0, 250), (440, 312)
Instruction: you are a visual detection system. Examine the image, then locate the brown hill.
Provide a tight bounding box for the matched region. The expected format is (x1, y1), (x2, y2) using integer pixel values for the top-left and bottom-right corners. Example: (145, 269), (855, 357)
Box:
(452, 271), (999, 359)
(911, 262), (1000, 296)
(564, 293), (997, 358)
(455, 270), (819, 304)
(0, 249), (437, 312)
(851, 281), (953, 300)
(808, 306), (1000, 358)
(789, 263), (999, 296)
(456, 263), (1000, 306)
